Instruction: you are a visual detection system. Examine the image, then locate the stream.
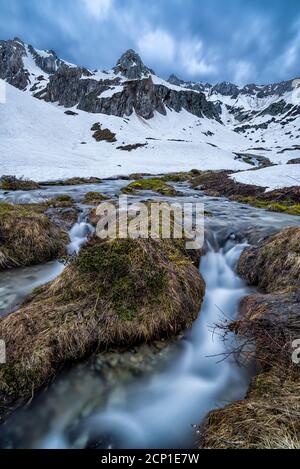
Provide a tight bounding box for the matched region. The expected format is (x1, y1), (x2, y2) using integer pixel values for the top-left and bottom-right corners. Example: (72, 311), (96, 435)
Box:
(0, 179), (299, 449)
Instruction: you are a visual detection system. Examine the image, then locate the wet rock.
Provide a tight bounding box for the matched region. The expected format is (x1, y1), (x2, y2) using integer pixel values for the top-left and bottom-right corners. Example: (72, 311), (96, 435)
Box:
(45, 207), (79, 231)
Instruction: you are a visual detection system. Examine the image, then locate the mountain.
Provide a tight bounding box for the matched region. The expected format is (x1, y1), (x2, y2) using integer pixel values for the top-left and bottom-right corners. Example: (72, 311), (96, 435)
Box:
(0, 37), (300, 187)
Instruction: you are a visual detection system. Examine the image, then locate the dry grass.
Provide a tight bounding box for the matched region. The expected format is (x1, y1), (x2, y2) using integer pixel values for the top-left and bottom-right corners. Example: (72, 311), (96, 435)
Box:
(0, 175), (40, 191)
(0, 236), (204, 411)
(0, 202), (68, 269)
(237, 227), (300, 293)
(200, 371), (300, 449)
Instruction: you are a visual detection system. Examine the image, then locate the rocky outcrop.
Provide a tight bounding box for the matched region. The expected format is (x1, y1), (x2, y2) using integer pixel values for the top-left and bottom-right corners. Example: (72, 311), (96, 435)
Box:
(36, 66), (218, 119)
(0, 235), (205, 417)
(0, 38), (29, 90)
(27, 45), (61, 75)
(0, 37), (218, 121)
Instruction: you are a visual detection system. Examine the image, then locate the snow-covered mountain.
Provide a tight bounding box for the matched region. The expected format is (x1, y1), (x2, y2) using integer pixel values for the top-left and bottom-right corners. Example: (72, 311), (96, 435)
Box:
(0, 37), (300, 187)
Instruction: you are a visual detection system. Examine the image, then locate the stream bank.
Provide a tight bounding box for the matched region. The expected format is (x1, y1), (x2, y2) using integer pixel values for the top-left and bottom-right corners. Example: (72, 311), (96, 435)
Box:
(0, 177), (299, 448)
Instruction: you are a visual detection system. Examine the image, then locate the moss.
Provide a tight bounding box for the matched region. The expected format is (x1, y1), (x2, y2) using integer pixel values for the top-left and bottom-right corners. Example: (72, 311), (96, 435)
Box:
(122, 178), (179, 196)
(235, 196), (300, 216)
(76, 238), (168, 319)
(47, 195), (75, 208)
(0, 175), (40, 191)
(83, 192), (109, 204)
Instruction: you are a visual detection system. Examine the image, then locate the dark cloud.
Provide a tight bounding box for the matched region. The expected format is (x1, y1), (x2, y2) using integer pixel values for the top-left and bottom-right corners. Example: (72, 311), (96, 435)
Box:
(0, 0), (299, 84)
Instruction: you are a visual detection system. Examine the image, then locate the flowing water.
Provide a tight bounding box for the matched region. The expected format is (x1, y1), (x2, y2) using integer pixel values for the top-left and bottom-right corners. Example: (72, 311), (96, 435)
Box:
(0, 179), (299, 448)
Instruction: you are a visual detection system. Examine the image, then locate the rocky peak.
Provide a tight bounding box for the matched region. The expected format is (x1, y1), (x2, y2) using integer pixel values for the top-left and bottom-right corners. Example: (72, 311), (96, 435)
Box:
(210, 82), (240, 98)
(0, 38), (28, 89)
(168, 74), (183, 86)
(113, 49), (154, 80)
(27, 44), (61, 74)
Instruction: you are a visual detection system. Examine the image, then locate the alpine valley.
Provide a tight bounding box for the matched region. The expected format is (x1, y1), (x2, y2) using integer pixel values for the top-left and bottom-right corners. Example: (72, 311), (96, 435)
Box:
(0, 37), (300, 188)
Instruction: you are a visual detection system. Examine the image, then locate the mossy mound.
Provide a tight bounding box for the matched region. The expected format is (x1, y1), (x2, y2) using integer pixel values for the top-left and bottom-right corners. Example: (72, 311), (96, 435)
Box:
(82, 192), (109, 205)
(0, 175), (40, 191)
(189, 170), (300, 216)
(234, 196), (300, 216)
(0, 236), (204, 411)
(41, 177), (103, 186)
(161, 171), (197, 183)
(237, 227), (300, 293)
(122, 178), (179, 196)
(0, 202), (69, 270)
(47, 195), (75, 208)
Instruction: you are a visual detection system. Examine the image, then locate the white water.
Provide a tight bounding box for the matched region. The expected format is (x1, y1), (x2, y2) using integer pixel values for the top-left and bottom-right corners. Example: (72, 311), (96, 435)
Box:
(41, 240), (253, 449)
(68, 211), (94, 255)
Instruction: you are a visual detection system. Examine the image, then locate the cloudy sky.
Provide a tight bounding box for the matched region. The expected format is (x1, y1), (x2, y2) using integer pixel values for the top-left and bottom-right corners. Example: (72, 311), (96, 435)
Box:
(0, 0), (299, 85)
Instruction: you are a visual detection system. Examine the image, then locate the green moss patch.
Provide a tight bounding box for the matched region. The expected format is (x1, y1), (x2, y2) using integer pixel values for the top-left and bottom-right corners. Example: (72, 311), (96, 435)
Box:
(82, 192), (109, 204)
(234, 196), (300, 216)
(122, 178), (179, 196)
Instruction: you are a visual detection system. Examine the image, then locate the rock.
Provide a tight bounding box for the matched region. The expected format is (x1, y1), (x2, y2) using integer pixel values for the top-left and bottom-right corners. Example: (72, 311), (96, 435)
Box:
(287, 158), (300, 164)
(0, 236), (205, 416)
(27, 45), (62, 75)
(91, 124), (117, 142)
(237, 227), (300, 293)
(113, 49), (154, 80)
(45, 207), (78, 231)
(117, 143), (147, 151)
(0, 203), (69, 270)
(0, 38), (29, 90)
(64, 110), (78, 116)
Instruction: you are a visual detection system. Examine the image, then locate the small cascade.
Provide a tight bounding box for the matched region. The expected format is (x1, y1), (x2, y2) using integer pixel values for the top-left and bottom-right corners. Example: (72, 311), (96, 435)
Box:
(68, 210), (95, 254)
